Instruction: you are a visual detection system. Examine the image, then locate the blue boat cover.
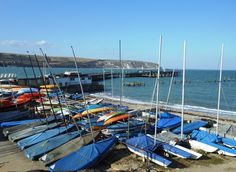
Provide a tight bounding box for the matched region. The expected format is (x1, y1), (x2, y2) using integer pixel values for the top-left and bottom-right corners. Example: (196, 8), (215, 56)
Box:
(0, 115), (61, 128)
(49, 137), (116, 171)
(77, 116), (99, 126)
(157, 116), (181, 130)
(126, 134), (161, 151)
(221, 137), (236, 148)
(1, 119), (39, 128)
(159, 112), (178, 118)
(172, 120), (208, 134)
(191, 130), (236, 156)
(87, 104), (103, 110)
(107, 119), (145, 130)
(125, 134), (172, 166)
(191, 130), (220, 142)
(161, 143), (192, 158)
(126, 134), (192, 159)
(77, 104), (104, 113)
(0, 110), (31, 122)
(24, 131), (81, 160)
(17, 125), (74, 150)
(70, 94), (82, 100)
(17, 88), (39, 95)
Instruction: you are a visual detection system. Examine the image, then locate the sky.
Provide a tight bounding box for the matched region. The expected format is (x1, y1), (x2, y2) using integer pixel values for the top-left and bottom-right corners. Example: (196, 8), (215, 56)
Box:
(0, 0), (235, 69)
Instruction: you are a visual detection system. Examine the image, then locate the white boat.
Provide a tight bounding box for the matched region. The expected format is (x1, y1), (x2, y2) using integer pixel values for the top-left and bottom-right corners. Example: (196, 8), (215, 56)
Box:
(174, 145), (202, 159)
(188, 140), (218, 153)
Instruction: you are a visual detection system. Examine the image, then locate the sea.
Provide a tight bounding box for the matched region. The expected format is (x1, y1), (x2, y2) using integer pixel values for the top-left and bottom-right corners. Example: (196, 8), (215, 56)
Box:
(1, 66), (236, 116)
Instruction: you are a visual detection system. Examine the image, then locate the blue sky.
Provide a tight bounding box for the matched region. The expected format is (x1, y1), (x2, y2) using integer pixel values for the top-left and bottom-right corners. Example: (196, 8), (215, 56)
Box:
(0, 0), (235, 69)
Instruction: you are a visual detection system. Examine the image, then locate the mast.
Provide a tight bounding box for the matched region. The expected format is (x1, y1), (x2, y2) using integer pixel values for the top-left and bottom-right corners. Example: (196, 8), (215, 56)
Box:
(34, 54), (61, 127)
(181, 41), (186, 139)
(119, 40), (122, 106)
(121, 68), (124, 103)
(154, 35), (162, 145)
(103, 68), (105, 96)
(70, 46), (95, 142)
(26, 52), (47, 118)
(39, 49), (78, 131)
(165, 69), (175, 110)
(149, 71), (158, 111)
(111, 68), (114, 102)
(216, 44), (224, 135)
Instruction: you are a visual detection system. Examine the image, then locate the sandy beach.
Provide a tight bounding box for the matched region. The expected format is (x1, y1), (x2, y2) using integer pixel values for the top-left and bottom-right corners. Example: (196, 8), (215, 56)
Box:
(1, 97), (236, 172)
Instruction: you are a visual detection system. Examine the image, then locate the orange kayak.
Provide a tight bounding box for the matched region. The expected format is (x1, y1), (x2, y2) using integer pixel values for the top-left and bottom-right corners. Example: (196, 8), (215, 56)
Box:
(40, 85), (58, 89)
(104, 114), (129, 125)
(91, 125), (106, 131)
(0, 97), (31, 109)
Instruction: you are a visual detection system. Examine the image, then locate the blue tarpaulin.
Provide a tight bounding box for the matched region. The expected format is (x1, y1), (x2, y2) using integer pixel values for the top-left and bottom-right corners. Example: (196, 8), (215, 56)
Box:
(49, 137), (116, 171)
(172, 120), (208, 134)
(24, 131), (81, 160)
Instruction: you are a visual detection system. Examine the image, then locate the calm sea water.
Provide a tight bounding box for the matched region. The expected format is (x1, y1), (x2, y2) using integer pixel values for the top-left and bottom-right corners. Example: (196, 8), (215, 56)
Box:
(1, 67), (236, 113)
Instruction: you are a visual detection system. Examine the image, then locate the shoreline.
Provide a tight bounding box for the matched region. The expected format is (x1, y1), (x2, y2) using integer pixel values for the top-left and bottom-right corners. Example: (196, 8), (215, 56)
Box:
(91, 93), (236, 124)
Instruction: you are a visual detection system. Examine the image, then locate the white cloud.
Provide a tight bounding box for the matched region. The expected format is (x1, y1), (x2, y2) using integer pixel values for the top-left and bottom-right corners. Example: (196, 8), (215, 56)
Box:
(35, 40), (49, 46)
(0, 40), (27, 46)
(0, 40), (51, 47)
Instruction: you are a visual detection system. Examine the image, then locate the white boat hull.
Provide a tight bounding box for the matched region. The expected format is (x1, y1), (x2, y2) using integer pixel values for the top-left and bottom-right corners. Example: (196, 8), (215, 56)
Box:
(127, 146), (169, 167)
(174, 145), (202, 159)
(189, 140), (218, 153)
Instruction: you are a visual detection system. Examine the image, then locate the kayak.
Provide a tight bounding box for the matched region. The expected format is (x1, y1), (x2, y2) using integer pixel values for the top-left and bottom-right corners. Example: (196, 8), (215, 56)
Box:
(104, 111), (126, 122)
(73, 107), (113, 118)
(104, 114), (129, 125)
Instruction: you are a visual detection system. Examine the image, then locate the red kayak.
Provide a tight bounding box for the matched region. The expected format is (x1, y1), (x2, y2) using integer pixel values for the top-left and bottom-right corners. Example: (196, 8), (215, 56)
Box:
(0, 97), (31, 109)
(17, 92), (45, 99)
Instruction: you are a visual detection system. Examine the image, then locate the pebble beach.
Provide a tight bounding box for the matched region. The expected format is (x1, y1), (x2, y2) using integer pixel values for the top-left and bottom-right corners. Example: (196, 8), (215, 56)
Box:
(1, 96), (236, 172)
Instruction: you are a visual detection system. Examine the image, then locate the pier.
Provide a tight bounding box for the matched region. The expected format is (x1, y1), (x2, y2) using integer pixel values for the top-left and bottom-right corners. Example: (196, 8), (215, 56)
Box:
(15, 70), (179, 89)
(90, 70), (179, 81)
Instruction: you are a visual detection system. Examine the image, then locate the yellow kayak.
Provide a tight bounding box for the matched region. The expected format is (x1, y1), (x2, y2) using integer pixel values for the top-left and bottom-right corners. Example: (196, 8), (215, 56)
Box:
(73, 107), (113, 118)
(40, 85), (58, 89)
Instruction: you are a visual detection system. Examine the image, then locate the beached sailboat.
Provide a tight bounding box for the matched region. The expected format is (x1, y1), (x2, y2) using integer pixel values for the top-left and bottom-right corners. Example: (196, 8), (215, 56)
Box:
(24, 130), (82, 160)
(47, 47), (116, 170)
(126, 134), (172, 167)
(40, 130), (100, 166)
(17, 124), (74, 150)
(8, 122), (60, 141)
(125, 36), (174, 166)
(48, 137), (116, 171)
(191, 130), (236, 156)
